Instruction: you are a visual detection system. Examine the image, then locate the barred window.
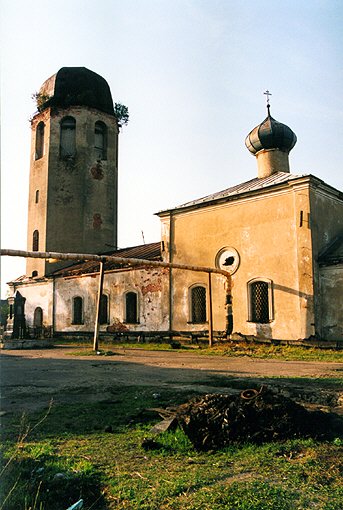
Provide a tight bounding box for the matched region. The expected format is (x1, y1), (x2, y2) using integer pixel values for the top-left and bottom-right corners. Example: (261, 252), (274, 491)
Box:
(190, 285), (207, 323)
(94, 121), (107, 160)
(60, 116), (76, 158)
(99, 294), (109, 324)
(35, 122), (44, 160)
(125, 292), (138, 324)
(72, 296), (83, 325)
(248, 279), (273, 323)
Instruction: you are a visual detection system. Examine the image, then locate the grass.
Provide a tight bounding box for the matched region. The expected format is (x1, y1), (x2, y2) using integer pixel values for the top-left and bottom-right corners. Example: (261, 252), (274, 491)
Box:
(57, 339), (343, 362)
(1, 385), (342, 510)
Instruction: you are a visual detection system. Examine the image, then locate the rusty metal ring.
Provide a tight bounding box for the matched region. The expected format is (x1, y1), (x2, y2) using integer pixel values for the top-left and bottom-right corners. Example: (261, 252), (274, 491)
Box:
(240, 389), (259, 400)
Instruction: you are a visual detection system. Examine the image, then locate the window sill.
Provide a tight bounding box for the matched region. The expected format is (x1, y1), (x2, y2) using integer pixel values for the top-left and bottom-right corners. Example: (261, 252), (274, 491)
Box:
(247, 320), (274, 324)
(187, 321), (208, 325)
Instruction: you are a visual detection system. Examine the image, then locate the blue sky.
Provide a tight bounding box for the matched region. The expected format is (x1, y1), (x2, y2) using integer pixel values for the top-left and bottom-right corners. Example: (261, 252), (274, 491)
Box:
(1, 0), (342, 297)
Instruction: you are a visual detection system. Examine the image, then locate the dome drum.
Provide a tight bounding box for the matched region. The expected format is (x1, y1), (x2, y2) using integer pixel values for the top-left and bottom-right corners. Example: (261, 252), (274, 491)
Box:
(245, 108), (297, 178)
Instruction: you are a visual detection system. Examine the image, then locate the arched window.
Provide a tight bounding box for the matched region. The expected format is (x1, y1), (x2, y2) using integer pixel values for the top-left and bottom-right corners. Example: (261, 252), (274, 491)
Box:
(35, 190), (39, 203)
(72, 296), (83, 325)
(33, 307), (43, 328)
(35, 122), (45, 160)
(94, 121), (107, 160)
(32, 270), (38, 277)
(32, 230), (39, 251)
(248, 279), (273, 323)
(60, 116), (76, 158)
(125, 292), (138, 324)
(190, 285), (207, 323)
(99, 294), (109, 324)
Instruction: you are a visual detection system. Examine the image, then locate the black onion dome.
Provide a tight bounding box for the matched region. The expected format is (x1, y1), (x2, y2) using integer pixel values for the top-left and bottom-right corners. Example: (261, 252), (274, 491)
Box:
(39, 67), (115, 116)
(245, 108), (297, 155)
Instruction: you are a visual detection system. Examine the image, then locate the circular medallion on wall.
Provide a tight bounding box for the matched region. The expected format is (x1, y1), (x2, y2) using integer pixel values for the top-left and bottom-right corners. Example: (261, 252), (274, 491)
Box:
(215, 247), (240, 274)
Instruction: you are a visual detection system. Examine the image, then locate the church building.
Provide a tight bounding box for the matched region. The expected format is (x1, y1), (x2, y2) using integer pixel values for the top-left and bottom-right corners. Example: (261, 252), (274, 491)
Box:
(4, 68), (343, 343)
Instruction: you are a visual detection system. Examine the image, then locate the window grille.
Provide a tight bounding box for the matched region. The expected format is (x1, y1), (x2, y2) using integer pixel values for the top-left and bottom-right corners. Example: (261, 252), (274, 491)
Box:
(99, 294), (108, 324)
(94, 121), (107, 160)
(126, 292), (138, 323)
(60, 116), (76, 158)
(35, 122), (44, 160)
(32, 230), (39, 251)
(191, 286), (207, 323)
(72, 297), (83, 325)
(250, 281), (269, 323)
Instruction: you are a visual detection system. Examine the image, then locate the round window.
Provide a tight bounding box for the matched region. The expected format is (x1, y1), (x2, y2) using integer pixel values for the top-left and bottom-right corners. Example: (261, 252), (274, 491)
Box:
(215, 247), (240, 274)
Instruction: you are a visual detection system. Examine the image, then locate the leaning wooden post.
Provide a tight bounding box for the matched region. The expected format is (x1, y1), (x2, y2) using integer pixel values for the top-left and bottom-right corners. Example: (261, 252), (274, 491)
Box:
(93, 261), (105, 352)
(208, 272), (213, 347)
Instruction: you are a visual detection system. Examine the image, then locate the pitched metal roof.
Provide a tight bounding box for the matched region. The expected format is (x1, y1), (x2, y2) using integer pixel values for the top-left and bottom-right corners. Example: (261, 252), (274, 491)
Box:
(51, 242), (162, 277)
(158, 172), (307, 214)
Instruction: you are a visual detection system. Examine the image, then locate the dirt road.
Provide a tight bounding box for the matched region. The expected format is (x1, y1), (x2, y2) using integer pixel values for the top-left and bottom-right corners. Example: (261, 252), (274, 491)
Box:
(1, 346), (342, 415)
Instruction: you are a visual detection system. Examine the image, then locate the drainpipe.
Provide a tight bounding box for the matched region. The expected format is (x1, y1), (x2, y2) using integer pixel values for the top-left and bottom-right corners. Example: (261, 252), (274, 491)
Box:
(1, 249), (232, 343)
(225, 280), (233, 337)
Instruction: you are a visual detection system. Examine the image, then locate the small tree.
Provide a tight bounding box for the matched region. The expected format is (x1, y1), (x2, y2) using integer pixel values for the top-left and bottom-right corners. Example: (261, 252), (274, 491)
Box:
(114, 103), (129, 128)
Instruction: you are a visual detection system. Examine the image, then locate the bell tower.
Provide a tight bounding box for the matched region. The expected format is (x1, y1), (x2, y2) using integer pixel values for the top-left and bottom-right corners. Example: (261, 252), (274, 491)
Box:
(26, 67), (119, 277)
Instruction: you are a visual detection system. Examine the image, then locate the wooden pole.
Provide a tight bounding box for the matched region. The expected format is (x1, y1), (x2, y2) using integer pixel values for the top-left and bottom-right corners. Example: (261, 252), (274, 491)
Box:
(208, 272), (213, 347)
(93, 261), (105, 352)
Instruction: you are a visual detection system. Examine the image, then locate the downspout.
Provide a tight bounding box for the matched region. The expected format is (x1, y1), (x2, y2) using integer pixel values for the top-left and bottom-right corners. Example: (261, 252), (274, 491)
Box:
(225, 279), (233, 337)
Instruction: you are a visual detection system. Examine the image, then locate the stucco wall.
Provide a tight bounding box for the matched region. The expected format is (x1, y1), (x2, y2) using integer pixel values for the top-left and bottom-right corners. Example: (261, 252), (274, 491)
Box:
(160, 182), (315, 340)
(319, 265), (343, 340)
(309, 184), (343, 337)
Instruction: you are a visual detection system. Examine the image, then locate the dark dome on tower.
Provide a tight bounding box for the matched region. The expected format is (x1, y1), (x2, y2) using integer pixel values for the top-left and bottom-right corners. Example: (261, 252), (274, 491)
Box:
(245, 107), (297, 155)
(38, 67), (115, 116)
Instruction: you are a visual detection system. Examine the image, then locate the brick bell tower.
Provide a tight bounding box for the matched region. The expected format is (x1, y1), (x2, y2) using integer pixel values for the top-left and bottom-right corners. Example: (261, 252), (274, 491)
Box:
(26, 67), (119, 277)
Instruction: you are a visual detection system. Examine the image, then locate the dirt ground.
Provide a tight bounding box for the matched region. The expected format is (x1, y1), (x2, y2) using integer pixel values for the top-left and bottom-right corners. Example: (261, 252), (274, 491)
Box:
(1, 346), (343, 418)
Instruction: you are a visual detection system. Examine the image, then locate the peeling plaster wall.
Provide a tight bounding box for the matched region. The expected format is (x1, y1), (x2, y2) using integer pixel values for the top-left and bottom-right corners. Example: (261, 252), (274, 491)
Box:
(10, 280), (54, 328)
(54, 267), (169, 333)
(160, 182), (316, 340)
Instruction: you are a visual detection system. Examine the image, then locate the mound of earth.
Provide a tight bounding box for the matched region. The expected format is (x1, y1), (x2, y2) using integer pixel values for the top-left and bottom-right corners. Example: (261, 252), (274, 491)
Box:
(175, 387), (343, 450)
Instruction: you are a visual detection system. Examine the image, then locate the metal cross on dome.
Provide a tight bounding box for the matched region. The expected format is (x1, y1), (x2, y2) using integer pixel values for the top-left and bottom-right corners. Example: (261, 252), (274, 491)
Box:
(264, 90), (272, 105)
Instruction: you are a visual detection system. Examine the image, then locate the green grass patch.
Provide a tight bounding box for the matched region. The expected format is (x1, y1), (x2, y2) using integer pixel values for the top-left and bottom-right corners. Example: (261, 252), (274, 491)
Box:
(1, 385), (342, 509)
(55, 339), (343, 362)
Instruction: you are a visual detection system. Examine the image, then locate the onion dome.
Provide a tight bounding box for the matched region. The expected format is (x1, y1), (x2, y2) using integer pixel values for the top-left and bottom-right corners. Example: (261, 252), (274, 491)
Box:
(38, 67), (114, 116)
(245, 105), (297, 155)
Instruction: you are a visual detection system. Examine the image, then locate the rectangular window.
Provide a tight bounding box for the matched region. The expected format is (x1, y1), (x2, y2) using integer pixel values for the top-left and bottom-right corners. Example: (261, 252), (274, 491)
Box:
(72, 297), (83, 325)
(125, 292), (138, 323)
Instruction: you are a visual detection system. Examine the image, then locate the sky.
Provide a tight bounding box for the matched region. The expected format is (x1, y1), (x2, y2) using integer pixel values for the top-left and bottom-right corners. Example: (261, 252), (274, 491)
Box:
(1, 0), (342, 297)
